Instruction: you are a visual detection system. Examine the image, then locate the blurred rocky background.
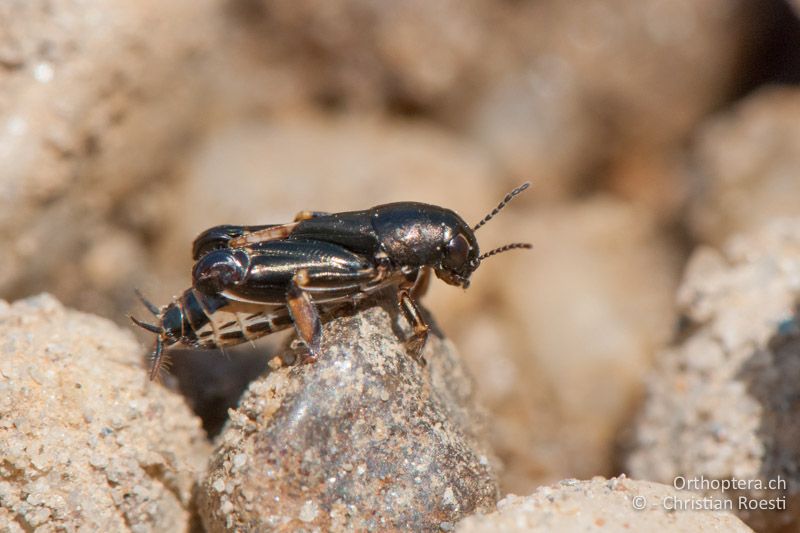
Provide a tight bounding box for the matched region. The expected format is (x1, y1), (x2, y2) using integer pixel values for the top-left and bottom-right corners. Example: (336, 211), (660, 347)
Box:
(2, 0), (800, 529)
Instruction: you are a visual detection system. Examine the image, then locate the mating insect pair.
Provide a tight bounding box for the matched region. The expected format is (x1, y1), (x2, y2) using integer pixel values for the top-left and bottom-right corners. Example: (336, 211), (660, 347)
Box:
(131, 183), (532, 380)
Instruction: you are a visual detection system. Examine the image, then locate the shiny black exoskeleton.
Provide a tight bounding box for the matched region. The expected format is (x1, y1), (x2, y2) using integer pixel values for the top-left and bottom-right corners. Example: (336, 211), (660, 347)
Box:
(131, 183), (532, 380)
(193, 202), (480, 295)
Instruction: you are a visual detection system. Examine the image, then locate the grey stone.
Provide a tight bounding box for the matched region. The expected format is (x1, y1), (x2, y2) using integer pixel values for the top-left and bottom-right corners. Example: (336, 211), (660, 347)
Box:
(198, 295), (499, 531)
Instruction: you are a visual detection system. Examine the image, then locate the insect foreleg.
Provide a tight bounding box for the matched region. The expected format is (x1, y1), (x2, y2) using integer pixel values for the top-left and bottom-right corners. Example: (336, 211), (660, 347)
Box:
(411, 267), (431, 299)
(398, 288), (429, 366)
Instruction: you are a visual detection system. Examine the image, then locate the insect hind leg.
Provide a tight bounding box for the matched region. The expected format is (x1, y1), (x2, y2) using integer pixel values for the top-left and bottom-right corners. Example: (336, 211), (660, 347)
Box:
(286, 270), (323, 362)
(284, 265), (378, 362)
(293, 210), (330, 222)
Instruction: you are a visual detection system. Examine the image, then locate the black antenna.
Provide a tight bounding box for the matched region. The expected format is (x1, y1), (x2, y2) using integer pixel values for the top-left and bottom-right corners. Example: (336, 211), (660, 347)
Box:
(135, 288), (160, 316)
(479, 242), (532, 262)
(473, 182), (530, 232)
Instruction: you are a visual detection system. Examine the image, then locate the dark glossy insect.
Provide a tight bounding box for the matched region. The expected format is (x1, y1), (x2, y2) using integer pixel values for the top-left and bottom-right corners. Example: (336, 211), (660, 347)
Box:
(131, 183), (532, 380)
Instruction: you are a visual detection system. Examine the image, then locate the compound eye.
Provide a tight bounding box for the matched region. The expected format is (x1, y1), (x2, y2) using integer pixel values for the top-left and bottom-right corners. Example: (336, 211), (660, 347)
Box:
(446, 233), (471, 268)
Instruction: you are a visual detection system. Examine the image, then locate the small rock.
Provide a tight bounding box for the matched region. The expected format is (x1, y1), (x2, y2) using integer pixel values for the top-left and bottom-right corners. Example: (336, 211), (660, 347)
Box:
(298, 500), (318, 523)
(220, 500), (234, 515)
(688, 87), (800, 245)
(198, 295), (499, 531)
(232, 453), (247, 469)
(443, 486), (458, 508)
(456, 477), (753, 533)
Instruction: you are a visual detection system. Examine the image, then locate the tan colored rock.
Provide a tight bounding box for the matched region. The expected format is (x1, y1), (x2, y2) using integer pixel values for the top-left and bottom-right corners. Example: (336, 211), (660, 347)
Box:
(0, 0), (215, 317)
(469, 0), (761, 202)
(168, 113), (499, 240)
(627, 219), (800, 531)
(198, 297), (499, 532)
(457, 476), (753, 532)
(0, 294), (210, 531)
(468, 68), (602, 202)
(220, 0), (495, 113)
(456, 196), (679, 493)
(220, 0), (759, 202)
(688, 86), (800, 246)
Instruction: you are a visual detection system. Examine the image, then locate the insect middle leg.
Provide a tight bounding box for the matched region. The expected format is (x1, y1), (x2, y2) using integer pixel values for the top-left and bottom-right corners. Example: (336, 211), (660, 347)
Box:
(411, 267), (431, 299)
(398, 290), (429, 366)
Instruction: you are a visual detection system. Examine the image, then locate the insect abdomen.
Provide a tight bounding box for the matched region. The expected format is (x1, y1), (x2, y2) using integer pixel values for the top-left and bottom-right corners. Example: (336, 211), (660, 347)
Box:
(189, 302), (295, 349)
